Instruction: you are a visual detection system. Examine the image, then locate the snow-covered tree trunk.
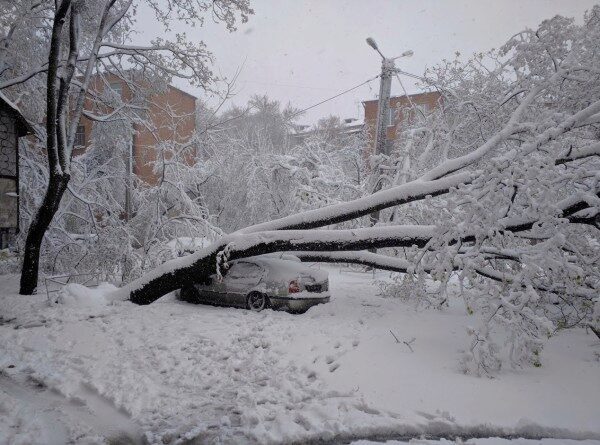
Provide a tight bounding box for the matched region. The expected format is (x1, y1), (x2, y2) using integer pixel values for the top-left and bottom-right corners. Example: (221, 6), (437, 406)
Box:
(20, 0), (74, 294)
(20, 175), (71, 294)
(0, 0), (252, 293)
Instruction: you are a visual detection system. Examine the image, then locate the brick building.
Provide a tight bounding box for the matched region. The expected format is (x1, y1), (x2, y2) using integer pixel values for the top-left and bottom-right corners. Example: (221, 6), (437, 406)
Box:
(76, 74), (197, 185)
(0, 91), (33, 248)
(362, 91), (441, 154)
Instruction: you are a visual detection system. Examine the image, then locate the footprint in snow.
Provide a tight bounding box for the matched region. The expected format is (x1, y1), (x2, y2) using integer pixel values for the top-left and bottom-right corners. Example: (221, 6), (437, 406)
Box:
(329, 363), (340, 372)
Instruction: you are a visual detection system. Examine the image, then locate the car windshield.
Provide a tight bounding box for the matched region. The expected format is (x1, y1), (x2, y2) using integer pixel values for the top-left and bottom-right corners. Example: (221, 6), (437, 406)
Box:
(227, 262), (263, 279)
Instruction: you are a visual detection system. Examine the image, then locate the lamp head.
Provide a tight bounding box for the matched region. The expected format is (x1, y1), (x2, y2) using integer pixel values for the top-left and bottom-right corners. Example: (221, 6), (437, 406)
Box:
(366, 37), (378, 51)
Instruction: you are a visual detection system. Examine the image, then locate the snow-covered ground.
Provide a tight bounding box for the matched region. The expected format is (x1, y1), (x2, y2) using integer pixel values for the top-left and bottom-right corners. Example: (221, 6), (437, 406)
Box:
(0, 267), (598, 444)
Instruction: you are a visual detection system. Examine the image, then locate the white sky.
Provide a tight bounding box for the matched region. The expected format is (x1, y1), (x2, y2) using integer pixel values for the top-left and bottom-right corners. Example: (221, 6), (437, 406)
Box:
(137, 0), (597, 125)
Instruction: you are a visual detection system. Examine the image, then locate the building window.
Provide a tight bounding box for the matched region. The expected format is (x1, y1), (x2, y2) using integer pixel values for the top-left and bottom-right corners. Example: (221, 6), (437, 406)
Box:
(388, 105), (395, 126)
(74, 125), (86, 147)
(109, 82), (123, 98)
(420, 102), (431, 113)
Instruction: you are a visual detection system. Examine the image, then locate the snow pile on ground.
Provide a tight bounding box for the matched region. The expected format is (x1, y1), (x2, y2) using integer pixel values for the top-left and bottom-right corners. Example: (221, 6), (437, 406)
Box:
(51, 282), (116, 308)
(0, 268), (599, 444)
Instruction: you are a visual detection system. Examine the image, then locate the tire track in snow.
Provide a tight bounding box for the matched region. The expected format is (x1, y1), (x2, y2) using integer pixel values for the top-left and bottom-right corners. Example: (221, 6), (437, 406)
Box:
(0, 373), (144, 444)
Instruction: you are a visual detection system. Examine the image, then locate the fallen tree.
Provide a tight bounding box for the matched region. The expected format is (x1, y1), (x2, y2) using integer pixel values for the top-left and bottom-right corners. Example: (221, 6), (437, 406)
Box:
(122, 189), (599, 304)
(117, 9), (600, 372)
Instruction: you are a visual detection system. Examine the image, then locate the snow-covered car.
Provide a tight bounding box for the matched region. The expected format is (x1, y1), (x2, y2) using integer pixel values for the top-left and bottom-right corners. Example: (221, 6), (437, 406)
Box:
(178, 254), (330, 313)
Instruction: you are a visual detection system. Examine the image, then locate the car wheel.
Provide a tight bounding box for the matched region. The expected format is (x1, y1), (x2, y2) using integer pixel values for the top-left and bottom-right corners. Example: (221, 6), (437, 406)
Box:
(246, 292), (268, 312)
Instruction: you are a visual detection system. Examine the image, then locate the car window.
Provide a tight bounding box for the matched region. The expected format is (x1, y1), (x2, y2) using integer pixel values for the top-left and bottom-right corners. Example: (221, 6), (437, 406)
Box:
(227, 262), (263, 279)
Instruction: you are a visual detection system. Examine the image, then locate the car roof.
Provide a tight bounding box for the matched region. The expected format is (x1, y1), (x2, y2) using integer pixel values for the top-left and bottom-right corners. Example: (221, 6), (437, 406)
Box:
(233, 255), (328, 282)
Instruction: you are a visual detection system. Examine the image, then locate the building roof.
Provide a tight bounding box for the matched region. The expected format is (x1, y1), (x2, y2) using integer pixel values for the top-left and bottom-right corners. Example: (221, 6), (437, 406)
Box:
(0, 91), (34, 136)
(168, 84), (198, 101)
(362, 90), (440, 105)
(290, 118), (364, 140)
(79, 70), (199, 103)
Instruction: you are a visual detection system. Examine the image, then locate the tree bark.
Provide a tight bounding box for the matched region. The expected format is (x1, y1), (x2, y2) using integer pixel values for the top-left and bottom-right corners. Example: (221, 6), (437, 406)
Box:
(19, 0), (72, 295)
(19, 173), (70, 294)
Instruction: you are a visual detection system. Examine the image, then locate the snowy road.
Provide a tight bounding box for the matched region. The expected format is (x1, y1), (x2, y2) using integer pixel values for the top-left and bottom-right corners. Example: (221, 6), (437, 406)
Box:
(0, 268), (599, 444)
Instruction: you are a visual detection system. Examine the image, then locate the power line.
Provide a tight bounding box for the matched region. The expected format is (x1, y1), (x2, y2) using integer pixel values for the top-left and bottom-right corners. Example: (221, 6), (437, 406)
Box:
(394, 71), (417, 109)
(200, 74), (379, 133)
(197, 105), (256, 136)
(395, 69), (427, 82)
(393, 68), (444, 99)
(288, 75), (380, 120)
(240, 79), (337, 92)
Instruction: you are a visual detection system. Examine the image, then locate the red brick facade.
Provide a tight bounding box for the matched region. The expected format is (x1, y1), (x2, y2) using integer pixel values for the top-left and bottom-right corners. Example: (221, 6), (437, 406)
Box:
(362, 91), (441, 155)
(76, 75), (197, 185)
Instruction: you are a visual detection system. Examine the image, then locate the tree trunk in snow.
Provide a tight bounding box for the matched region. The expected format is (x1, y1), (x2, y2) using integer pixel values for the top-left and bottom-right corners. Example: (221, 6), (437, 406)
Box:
(9, 0), (248, 294)
(18, 0), (72, 294)
(19, 173), (70, 294)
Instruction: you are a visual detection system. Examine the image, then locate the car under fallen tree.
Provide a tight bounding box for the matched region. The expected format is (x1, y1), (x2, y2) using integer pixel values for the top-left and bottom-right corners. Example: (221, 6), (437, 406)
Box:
(178, 253), (330, 313)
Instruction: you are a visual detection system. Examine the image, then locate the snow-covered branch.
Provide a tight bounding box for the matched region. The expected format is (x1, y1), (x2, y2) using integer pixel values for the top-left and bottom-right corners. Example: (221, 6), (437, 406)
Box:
(239, 172), (473, 233)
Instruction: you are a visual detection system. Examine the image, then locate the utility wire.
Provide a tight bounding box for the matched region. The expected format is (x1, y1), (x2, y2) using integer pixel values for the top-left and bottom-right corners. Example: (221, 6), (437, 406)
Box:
(395, 69), (427, 82)
(240, 79), (337, 92)
(197, 105), (256, 136)
(394, 68), (444, 101)
(394, 71), (417, 110)
(199, 74), (380, 134)
(287, 75), (380, 120)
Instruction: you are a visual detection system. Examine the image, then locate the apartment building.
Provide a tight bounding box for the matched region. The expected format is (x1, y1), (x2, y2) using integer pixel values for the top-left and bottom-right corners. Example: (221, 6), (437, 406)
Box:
(0, 91), (33, 248)
(362, 91), (441, 154)
(76, 74), (197, 185)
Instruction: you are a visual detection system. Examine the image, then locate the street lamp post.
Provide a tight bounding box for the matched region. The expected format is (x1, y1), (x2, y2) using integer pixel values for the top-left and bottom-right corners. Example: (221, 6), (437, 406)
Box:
(367, 38), (394, 164)
(366, 37), (413, 227)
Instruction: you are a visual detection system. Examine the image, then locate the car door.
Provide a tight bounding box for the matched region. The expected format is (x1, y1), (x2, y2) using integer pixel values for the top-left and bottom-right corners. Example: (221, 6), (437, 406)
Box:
(223, 261), (265, 307)
(194, 274), (227, 305)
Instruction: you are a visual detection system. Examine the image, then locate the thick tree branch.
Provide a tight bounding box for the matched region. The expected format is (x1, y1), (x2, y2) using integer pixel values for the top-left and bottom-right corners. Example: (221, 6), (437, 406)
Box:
(293, 251), (596, 300)
(56, 0), (80, 172)
(45, 0), (72, 176)
(293, 251), (415, 273)
(66, 0), (120, 158)
(239, 172), (474, 233)
(121, 190), (598, 304)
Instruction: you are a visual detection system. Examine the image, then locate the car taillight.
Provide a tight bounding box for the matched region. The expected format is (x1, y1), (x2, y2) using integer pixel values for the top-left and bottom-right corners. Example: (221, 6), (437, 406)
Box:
(288, 280), (300, 293)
